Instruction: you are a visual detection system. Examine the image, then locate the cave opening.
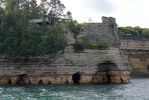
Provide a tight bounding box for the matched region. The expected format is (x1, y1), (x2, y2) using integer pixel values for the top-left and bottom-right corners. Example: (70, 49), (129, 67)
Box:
(16, 74), (28, 85)
(121, 78), (123, 83)
(28, 80), (32, 84)
(106, 72), (111, 83)
(7, 79), (11, 84)
(48, 81), (51, 84)
(97, 61), (117, 83)
(72, 72), (81, 84)
(39, 80), (43, 84)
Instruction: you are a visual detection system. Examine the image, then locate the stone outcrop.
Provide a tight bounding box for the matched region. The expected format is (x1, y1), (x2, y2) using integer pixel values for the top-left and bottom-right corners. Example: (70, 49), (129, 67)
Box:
(92, 71), (130, 83)
(120, 40), (149, 50)
(0, 16), (131, 85)
(81, 16), (119, 47)
(0, 46), (131, 85)
(122, 49), (149, 77)
(120, 40), (149, 77)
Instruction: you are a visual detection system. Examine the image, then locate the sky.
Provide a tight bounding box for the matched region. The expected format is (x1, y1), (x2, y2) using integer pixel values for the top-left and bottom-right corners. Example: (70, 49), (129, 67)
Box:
(38, 0), (149, 28)
(58, 0), (149, 28)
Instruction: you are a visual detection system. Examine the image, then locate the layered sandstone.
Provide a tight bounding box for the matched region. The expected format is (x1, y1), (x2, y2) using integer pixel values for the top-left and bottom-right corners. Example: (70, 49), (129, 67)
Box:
(0, 16), (131, 85)
(120, 40), (149, 77)
(0, 47), (131, 85)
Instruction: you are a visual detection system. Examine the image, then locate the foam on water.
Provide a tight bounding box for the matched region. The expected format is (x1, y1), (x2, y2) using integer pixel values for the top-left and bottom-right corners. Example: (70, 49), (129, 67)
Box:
(0, 78), (149, 100)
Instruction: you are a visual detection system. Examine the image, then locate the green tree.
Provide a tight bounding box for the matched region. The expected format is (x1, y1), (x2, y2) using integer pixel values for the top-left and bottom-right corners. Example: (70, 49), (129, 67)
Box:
(142, 28), (149, 38)
(39, 0), (66, 25)
(81, 36), (89, 48)
(118, 26), (145, 39)
(68, 21), (82, 44)
(0, 0), (67, 56)
(29, 0), (40, 19)
(41, 26), (66, 54)
(68, 21), (84, 52)
(66, 11), (72, 20)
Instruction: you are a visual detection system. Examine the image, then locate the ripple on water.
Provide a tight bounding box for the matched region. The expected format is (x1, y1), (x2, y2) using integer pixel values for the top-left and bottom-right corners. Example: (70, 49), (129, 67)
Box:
(0, 78), (149, 100)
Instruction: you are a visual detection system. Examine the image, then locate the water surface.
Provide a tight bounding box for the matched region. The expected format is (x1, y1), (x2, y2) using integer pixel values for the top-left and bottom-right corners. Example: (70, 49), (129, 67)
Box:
(0, 78), (149, 100)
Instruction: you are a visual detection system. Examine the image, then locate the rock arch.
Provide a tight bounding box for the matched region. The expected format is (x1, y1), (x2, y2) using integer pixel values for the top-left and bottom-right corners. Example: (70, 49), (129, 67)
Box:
(92, 61), (118, 83)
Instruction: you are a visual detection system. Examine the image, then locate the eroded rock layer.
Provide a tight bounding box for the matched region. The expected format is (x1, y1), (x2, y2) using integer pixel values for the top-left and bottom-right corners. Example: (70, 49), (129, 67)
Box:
(0, 47), (131, 85)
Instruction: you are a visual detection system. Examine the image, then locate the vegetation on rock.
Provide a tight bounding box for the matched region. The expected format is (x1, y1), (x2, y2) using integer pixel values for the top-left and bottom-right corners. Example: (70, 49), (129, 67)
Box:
(97, 43), (108, 50)
(73, 43), (84, 53)
(118, 26), (149, 40)
(68, 20), (84, 52)
(80, 36), (108, 50)
(0, 0), (69, 56)
(68, 21), (82, 44)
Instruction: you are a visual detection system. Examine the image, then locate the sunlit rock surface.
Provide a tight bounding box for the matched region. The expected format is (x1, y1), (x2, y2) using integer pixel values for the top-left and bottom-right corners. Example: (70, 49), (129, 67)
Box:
(0, 16), (131, 85)
(0, 46), (131, 85)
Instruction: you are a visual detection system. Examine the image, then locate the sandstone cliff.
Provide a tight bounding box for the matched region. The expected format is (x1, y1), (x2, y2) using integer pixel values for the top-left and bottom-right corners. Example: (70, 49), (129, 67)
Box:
(120, 40), (149, 77)
(0, 46), (131, 85)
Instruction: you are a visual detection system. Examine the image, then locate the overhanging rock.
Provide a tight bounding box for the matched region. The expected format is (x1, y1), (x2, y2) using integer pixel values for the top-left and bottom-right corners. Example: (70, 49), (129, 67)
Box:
(0, 47), (131, 85)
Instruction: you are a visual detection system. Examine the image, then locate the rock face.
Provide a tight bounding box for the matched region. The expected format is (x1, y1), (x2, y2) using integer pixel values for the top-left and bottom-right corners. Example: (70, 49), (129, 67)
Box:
(123, 49), (149, 77)
(120, 40), (149, 77)
(0, 47), (131, 85)
(0, 16), (131, 85)
(81, 16), (119, 47)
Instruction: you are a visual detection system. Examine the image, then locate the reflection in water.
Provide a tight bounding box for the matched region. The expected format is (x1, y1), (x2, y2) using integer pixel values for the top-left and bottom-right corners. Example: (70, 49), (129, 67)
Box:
(0, 78), (149, 100)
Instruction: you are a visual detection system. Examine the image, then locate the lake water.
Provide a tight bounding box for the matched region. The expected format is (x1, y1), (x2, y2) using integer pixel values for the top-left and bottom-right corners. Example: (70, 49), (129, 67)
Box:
(0, 78), (149, 100)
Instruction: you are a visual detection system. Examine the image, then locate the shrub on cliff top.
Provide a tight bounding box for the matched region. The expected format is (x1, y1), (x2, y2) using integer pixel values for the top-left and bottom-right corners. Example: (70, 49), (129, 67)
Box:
(97, 43), (108, 50)
(73, 43), (84, 53)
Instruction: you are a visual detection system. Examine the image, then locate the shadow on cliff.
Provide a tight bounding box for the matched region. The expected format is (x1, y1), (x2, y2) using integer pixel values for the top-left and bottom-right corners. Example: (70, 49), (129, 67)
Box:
(16, 74), (31, 85)
(72, 72), (81, 84)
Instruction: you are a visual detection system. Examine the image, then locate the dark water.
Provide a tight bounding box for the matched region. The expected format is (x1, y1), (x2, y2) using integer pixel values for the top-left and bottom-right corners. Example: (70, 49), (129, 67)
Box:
(0, 78), (149, 100)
